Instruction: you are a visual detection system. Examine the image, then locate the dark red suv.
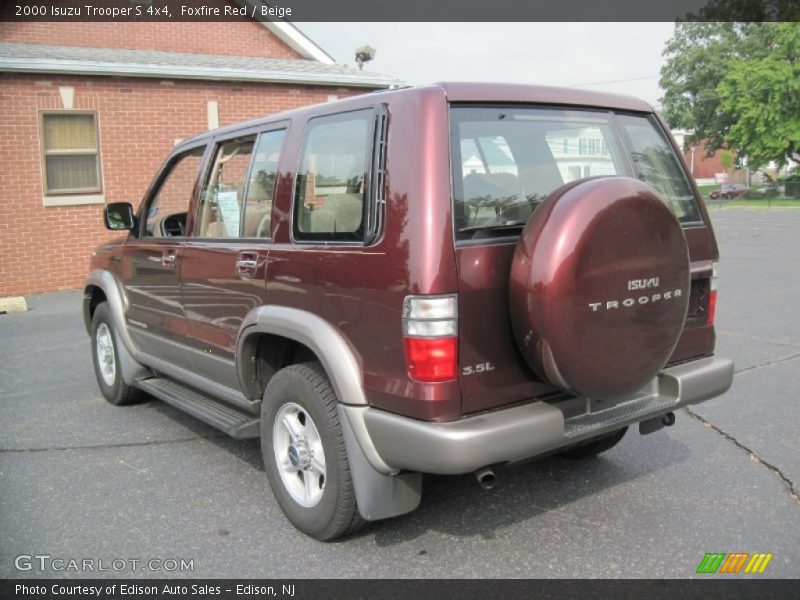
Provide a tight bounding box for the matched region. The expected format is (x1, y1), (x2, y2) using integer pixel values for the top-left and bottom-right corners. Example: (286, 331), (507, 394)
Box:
(84, 83), (733, 540)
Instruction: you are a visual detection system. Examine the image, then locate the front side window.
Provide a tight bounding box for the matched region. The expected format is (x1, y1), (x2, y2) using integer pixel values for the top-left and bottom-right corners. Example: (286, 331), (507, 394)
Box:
(196, 138), (255, 238)
(144, 146), (205, 237)
(40, 112), (101, 195)
(293, 110), (372, 242)
(451, 106), (701, 241)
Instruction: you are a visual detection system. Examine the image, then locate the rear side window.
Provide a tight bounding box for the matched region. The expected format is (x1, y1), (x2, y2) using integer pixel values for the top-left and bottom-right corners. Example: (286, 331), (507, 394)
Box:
(617, 115), (700, 223)
(293, 110), (373, 242)
(450, 106), (701, 241)
(242, 129), (286, 238)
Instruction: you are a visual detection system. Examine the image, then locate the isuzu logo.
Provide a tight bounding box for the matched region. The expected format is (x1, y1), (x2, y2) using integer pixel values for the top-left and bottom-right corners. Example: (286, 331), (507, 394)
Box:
(628, 277), (660, 290)
(589, 276), (682, 312)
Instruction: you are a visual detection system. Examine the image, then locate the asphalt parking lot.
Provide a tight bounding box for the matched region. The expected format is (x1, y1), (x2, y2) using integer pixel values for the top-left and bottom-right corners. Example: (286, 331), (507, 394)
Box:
(1, 208), (799, 579)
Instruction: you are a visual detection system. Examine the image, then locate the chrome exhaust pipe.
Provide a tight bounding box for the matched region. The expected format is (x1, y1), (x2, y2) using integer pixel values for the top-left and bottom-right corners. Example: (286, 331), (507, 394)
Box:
(474, 467), (497, 490)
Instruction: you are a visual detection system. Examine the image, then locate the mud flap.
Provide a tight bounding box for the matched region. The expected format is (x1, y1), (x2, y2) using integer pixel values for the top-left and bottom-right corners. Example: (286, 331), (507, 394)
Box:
(113, 327), (149, 386)
(337, 405), (422, 521)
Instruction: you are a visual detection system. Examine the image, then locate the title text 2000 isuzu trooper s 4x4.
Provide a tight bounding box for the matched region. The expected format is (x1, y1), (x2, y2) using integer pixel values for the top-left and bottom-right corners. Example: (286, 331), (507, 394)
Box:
(84, 83), (734, 540)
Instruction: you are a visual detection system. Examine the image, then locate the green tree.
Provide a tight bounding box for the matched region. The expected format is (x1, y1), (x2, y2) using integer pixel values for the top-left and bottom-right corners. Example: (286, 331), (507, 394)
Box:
(659, 22), (775, 152)
(717, 23), (800, 168)
(719, 149), (735, 171)
(660, 21), (800, 168)
(684, 0), (800, 22)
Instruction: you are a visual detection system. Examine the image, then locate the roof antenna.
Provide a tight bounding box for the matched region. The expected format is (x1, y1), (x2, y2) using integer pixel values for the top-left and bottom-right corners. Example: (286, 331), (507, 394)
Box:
(355, 45), (376, 71)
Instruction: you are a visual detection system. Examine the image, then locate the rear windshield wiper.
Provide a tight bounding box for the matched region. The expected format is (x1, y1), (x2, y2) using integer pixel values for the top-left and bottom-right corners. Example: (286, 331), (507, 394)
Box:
(459, 221), (527, 233)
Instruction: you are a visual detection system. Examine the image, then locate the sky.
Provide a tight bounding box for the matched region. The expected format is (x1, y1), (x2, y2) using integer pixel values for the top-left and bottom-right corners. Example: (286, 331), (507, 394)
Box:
(296, 22), (677, 108)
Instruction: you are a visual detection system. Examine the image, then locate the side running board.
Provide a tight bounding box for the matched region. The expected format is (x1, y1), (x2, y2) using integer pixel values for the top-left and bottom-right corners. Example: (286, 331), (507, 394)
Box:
(137, 377), (260, 439)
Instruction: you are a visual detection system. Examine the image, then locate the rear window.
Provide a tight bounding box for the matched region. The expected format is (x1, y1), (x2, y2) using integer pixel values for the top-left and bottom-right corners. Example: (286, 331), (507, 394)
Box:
(450, 106), (701, 241)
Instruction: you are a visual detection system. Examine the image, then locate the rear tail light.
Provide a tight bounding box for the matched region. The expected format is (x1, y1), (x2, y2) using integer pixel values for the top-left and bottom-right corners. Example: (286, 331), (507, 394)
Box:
(403, 337), (458, 382)
(707, 262), (718, 327)
(402, 294), (458, 382)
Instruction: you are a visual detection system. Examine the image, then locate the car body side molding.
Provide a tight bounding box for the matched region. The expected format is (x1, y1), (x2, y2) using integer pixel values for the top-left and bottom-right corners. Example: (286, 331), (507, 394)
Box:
(237, 305), (395, 475)
(83, 269), (148, 386)
(237, 305), (367, 405)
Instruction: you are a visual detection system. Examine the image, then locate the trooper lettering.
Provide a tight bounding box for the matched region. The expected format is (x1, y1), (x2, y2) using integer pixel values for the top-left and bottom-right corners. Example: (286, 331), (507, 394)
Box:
(588, 289), (682, 312)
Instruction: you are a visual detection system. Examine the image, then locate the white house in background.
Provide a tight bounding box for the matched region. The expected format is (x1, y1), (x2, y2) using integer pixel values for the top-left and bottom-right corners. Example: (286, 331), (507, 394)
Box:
(545, 126), (616, 181)
(460, 126), (617, 181)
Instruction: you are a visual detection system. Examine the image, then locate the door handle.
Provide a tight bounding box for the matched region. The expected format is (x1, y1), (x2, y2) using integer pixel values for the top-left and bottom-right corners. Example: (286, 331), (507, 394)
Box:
(161, 251), (177, 267)
(236, 252), (258, 278)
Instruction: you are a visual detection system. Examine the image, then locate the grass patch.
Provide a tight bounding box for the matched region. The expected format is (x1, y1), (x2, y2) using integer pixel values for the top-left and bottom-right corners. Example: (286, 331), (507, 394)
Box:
(706, 198), (800, 209)
(696, 184), (720, 197)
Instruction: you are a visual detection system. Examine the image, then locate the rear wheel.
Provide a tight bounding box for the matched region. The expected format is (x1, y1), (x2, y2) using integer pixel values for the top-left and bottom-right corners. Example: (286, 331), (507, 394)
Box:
(261, 363), (364, 541)
(559, 427), (627, 459)
(90, 302), (143, 406)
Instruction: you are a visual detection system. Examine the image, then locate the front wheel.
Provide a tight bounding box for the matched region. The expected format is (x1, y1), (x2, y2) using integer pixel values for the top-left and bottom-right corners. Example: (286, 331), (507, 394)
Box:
(261, 363), (364, 541)
(90, 302), (143, 406)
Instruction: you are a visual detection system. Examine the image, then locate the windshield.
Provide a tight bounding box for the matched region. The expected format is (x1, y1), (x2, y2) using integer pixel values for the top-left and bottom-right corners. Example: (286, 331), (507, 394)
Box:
(450, 106), (701, 241)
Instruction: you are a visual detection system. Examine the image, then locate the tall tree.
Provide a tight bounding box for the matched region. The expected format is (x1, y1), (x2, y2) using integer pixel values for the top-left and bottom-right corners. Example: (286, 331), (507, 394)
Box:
(718, 23), (800, 168)
(659, 22), (774, 152)
(684, 0), (800, 22)
(719, 149), (735, 172)
(660, 22), (800, 168)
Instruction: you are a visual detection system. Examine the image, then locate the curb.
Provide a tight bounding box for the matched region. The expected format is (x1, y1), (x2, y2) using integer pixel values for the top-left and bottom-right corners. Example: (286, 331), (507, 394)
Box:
(0, 296), (28, 314)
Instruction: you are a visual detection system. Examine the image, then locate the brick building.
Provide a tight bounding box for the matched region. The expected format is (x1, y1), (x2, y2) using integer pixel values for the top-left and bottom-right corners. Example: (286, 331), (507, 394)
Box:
(671, 130), (737, 183)
(0, 15), (396, 296)
(681, 139), (729, 181)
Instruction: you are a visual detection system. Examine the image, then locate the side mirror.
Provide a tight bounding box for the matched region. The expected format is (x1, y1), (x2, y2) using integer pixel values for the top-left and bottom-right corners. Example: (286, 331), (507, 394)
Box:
(104, 202), (136, 231)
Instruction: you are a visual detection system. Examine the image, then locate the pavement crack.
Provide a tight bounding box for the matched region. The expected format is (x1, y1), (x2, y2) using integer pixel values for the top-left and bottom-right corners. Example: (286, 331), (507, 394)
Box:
(717, 330), (800, 349)
(734, 352), (800, 376)
(684, 407), (800, 507)
(0, 434), (228, 454)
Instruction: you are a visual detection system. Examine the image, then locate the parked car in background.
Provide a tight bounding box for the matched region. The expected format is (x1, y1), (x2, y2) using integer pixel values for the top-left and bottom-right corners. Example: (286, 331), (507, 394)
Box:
(83, 83), (734, 540)
(708, 182), (750, 199)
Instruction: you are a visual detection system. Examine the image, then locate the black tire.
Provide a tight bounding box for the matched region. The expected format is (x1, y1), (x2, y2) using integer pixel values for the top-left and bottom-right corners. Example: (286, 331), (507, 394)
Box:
(559, 427), (628, 459)
(90, 302), (144, 406)
(260, 362), (365, 541)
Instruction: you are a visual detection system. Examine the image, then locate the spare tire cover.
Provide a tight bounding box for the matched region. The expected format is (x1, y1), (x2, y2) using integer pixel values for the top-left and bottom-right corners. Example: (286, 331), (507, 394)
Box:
(509, 177), (690, 400)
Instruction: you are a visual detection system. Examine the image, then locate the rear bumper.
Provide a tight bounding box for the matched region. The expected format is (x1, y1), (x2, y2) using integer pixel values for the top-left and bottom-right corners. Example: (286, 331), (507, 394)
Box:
(347, 355), (734, 475)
